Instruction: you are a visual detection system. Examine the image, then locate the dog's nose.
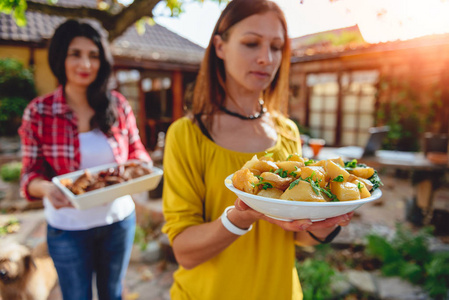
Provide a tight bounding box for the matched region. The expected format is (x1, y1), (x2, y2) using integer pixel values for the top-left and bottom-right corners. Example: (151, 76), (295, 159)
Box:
(0, 269), (7, 278)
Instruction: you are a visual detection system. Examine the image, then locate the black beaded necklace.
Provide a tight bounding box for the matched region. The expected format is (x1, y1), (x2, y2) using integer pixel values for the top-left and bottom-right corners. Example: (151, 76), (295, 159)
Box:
(219, 100), (266, 120)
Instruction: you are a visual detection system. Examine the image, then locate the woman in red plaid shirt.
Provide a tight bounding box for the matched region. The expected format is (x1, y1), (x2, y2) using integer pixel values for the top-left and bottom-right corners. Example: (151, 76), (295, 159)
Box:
(19, 19), (151, 300)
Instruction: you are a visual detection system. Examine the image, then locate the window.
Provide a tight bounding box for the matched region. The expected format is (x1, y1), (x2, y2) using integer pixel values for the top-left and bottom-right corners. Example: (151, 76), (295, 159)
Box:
(341, 70), (379, 146)
(305, 70), (379, 146)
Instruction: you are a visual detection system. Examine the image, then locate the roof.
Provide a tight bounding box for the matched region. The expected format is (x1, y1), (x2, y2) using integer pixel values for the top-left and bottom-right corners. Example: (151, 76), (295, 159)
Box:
(290, 24), (449, 63)
(0, 0), (205, 66)
(290, 25), (368, 58)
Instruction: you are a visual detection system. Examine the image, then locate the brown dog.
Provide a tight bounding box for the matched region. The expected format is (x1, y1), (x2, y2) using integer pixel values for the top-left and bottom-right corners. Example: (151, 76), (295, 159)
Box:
(0, 241), (58, 300)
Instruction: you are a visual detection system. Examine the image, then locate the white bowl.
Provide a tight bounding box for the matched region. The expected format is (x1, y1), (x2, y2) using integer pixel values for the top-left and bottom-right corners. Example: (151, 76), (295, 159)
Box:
(53, 161), (163, 210)
(224, 174), (382, 221)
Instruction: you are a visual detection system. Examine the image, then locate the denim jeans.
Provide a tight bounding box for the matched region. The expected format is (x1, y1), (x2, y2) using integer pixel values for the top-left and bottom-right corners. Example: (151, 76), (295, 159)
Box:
(47, 212), (136, 300)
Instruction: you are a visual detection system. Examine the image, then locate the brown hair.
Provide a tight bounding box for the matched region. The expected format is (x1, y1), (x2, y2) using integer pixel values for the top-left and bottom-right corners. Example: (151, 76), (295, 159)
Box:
(49, 19), (116, 135)
(192, 0), (291, 125)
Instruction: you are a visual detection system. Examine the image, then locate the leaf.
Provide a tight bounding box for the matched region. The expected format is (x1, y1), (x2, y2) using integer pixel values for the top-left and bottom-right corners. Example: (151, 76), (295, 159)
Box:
(309, 180), (321, 196)
(146, 17), (155, 26)
(344, 159), (358, 169)
(304, 159), (315, 166)
(365, 234), (401, 263)
(135, 18), (146, 35)
(289, 179), (300, 190)
(332, 175), (344, 182)
(400, 262), (423, 284)
(274, 168), (288, 178)
(296, 258), (338, 300)
(320, 187), (338, 202)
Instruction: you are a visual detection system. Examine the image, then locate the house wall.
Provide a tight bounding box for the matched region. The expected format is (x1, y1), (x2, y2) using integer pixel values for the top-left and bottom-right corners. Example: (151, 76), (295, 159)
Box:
(290, 42), (449, 146)
(34, 48), (58, 95)
(0, 45), (57, 96)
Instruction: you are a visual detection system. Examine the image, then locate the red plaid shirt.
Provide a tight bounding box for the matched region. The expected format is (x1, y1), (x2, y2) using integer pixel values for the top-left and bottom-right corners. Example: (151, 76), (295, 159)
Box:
(19, 86), (151, 201)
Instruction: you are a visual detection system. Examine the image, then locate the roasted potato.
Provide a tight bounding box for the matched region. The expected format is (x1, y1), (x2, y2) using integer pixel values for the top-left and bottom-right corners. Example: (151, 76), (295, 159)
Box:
(280, 180), (325, 202)
(300, 166), (327, 188)
(325, 160), (350, 181)
(259, 172), (293, 191)
(275, 161), (303, 175)
(232, 168), (259, 194)
(330, 181), (361, 201)
(349, 167), (375, 179)
(232, 153), (380, 203)
(257, 188), (284, 199)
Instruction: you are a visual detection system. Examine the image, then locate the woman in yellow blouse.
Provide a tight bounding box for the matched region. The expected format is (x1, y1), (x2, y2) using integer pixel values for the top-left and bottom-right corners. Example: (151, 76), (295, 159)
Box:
(162, 0), (353, 299)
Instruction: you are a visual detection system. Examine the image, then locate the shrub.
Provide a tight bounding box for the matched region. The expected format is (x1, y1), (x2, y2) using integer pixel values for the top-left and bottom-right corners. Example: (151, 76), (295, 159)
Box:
(0, 161), (22, 182)
(0, 58), (36, 136)
(365, 224), (449, 299)
(296, 258), (338, 300)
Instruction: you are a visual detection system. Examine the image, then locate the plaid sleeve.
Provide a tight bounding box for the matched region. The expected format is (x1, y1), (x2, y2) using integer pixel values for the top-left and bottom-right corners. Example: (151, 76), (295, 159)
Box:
(115, 92), (151, 163)
(18, 102), (48, 201)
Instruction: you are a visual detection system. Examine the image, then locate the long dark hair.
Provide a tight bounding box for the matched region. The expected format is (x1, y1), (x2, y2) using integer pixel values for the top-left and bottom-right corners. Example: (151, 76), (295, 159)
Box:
(48, 19), (116, 135)
(193, 0), (291, 127)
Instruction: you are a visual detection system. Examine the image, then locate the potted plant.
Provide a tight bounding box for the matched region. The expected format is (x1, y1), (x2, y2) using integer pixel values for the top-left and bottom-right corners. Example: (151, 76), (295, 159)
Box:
(0, 58), (37, 153)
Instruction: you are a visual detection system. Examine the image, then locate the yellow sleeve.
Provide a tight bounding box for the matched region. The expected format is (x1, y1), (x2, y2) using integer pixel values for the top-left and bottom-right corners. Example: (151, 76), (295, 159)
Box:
(161, 118), (206, 244)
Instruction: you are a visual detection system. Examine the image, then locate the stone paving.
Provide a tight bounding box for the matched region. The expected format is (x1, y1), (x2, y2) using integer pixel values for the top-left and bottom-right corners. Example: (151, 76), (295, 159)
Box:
(1, 170), (449, 299)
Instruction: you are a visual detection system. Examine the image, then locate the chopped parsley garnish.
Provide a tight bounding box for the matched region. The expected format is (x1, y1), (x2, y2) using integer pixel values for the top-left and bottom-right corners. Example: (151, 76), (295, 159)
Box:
(289, 179), (300, 190)
(345, 159), (358, 169)
(343, 160), (384, 191)
(357, 182), (363, 190)
(289, 171), (298, 177)
(252, 177), (273, 190)
(369, 171), (383, 191)
(304, 171), (317, 182)
(257, 182), (273, 190)
(320, 187), (339, 202)
(275, 168), (288, 178)
(264, 152), (274, 157)
(288, 171), (322, 196)
(309, 179), (321, 196)
(332, 175), (344, 182)
(304, 159), (315, 166)
(286, 154), (293, 161)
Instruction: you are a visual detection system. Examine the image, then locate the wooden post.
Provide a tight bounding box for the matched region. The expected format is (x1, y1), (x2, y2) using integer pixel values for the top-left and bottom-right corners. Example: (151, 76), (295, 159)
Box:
(172, 70), (183, 121)
(138, 76), (147, 147)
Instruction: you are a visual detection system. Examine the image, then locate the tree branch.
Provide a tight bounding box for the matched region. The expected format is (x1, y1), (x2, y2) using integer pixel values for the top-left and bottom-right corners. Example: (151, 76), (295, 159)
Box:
(26, 0), (161, 42)
(26, 1), (112, 21)
(106, 0), (159, 42)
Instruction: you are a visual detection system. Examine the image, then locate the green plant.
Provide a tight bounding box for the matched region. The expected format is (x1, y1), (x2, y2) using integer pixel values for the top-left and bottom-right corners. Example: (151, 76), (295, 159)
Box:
(0, 217), (20, 236)
(134, 224), (148, 251)
(296, 244), (343, 300)
(0, 58), (36, 136)
(365, 224), (449, 299)
(376, 76), (442, 152)
(296, 258), (339, 300)
(0, 161), (22, 182)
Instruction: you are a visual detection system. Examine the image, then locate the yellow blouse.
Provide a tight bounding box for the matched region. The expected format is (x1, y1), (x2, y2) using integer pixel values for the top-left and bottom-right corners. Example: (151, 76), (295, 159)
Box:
(162, 116), (303, 300)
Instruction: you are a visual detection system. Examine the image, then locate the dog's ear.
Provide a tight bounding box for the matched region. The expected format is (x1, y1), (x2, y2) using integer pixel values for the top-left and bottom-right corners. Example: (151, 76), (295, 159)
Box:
(24, 254), (36, 271)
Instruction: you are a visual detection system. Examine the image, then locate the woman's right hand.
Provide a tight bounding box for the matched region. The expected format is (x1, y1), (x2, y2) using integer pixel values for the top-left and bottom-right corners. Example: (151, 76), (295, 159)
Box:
(43, 182), (73, 209)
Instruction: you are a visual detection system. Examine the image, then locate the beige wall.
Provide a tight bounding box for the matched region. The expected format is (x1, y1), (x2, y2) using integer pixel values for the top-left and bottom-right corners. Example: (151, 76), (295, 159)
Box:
(34, 49), (58, 95)
(0, 45), (57, 96)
